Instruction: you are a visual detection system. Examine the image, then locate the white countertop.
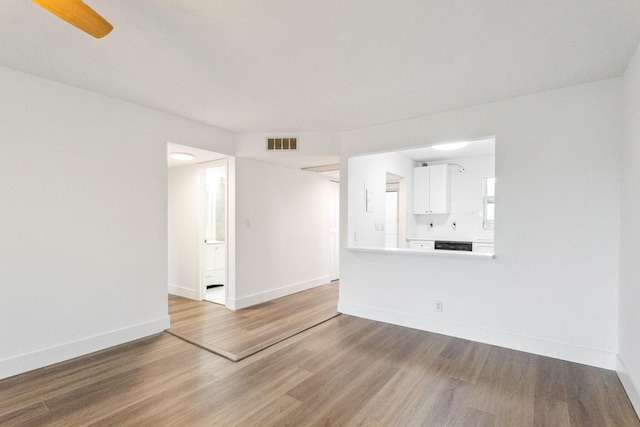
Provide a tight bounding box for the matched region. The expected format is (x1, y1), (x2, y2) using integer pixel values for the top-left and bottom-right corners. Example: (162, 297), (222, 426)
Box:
(348, 246), (495, 258)
(406, 236), (494, 243)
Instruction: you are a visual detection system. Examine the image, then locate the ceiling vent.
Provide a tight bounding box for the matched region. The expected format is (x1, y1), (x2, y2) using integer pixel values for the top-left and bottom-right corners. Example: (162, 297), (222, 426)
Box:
(267, 137), (297, 151)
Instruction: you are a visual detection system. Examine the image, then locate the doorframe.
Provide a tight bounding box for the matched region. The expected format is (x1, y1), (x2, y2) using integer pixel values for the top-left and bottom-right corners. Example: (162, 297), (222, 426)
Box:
(329, 180), (340, 279)
(385, 173), (406, 248)
(198, 158), (231, 305)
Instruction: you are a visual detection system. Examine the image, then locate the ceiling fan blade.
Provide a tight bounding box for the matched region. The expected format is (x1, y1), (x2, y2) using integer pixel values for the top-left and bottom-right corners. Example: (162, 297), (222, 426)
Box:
(32, 0), (113, 38)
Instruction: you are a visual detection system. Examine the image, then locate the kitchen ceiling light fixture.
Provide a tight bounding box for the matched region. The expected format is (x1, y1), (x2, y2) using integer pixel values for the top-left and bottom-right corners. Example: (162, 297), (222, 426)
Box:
(169, 152), (195, 161)
(432, 141), (469, 151)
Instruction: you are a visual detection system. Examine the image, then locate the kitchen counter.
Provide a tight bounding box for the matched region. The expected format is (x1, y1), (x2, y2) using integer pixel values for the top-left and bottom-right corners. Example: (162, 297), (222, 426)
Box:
(347, 246), (494, 258)
(406, 237), (494, 243)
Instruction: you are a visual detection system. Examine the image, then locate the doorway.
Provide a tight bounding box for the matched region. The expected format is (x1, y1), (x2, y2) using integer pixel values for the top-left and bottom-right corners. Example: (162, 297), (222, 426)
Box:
(202, 160), (228, 305)
(329, 180), (340, 278)
(385, 172), (406, 248)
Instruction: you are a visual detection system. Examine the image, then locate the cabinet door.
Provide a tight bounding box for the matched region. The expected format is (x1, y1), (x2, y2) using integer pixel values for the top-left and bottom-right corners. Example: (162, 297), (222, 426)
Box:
(205, 243), (226, 286)
(205, 244), (217, 271)
(428, 164), (450, 214)
(409, 240), (434, 251)
(413, 165), (450, 214)
(204, 245), (216, 285)
(413, 166), (430, 214)
(213, 243), (226, 270)
(473, 242), (494, 253)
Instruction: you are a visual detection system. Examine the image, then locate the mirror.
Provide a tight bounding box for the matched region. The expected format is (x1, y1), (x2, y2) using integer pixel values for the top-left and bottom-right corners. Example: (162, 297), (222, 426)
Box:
(204, 165), (227, 242)
(348, 137), (495, 251)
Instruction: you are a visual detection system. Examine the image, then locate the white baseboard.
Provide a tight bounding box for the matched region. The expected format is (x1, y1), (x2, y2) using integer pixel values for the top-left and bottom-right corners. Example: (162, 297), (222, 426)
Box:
(0, 316), (170, 381)
(338, 301), (616, 370)
(230, 275), (335, 310)
(617, 356), (640, 417)
(168, 283), (200, 300)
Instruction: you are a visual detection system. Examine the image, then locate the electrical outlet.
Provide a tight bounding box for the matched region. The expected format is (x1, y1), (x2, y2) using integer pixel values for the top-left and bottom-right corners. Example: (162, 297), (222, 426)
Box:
(434, 300), (443, 312)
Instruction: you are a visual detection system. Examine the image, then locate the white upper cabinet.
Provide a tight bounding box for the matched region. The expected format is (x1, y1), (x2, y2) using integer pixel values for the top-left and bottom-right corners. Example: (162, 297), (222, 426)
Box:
(413, 164), (450, 214)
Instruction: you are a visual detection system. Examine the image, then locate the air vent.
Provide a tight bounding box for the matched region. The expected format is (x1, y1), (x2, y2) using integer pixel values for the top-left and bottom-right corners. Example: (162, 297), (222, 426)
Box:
(267, 137), (297, 151)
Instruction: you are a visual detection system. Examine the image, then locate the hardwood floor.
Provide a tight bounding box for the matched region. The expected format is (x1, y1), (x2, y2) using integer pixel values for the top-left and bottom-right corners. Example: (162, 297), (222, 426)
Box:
(1, 313), (638, 425)
(168, 281), (339, 361)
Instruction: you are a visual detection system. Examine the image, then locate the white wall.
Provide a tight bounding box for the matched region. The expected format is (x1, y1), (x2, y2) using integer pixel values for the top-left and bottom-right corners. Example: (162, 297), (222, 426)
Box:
(0, 66), (234, 379)
(233, 158), (338, 309)
(618, 43), (640, 413)
(339, 78), (622, 369)
(348, 151), (415, 247)
(168, 165), (201, 299)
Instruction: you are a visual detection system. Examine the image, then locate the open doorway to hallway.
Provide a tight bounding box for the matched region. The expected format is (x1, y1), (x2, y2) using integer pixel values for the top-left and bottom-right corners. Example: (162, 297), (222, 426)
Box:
(167, 143), (234, 307)
(169, 141), (339, 311)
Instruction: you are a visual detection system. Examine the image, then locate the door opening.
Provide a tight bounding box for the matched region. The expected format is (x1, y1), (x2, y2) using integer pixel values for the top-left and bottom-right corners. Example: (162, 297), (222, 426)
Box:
(385, 172), (405, 248)
(202, 160), (228, 305)
(329, 180), (340, 278)
(385, 190), (398, 248)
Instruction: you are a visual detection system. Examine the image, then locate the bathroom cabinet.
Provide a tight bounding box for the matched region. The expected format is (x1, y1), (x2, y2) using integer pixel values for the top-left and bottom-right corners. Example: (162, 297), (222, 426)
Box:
(204, 241), (226, 286)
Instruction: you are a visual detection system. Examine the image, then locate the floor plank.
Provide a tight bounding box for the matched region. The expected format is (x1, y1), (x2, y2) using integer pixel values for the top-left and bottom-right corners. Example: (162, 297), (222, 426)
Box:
(534, 357), (570, 427)
(168, 281), (339, 361)
(1, 310), (638, 425)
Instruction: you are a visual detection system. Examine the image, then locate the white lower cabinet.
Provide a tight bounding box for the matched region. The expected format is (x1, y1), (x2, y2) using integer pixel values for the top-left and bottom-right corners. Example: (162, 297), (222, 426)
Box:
(409, 240), (435, 251)
(473, 242), (494, 253)
(408, 239), (494, 254)
(204, 242), (226, 286)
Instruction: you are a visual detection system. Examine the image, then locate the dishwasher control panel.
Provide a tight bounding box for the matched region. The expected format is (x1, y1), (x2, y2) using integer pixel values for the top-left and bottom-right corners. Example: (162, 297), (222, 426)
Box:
(434, 241), (473, 251)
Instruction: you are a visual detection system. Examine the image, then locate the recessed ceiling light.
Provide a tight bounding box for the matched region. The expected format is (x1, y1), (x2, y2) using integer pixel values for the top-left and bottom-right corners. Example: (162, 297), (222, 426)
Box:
(169, 152), (195, 161)
(432, 141), (469, 151)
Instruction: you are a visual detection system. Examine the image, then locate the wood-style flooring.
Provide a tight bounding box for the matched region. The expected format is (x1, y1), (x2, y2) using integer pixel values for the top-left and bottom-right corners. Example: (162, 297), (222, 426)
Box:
(168, 281), (339, 361)
(1, 304), (638, 425)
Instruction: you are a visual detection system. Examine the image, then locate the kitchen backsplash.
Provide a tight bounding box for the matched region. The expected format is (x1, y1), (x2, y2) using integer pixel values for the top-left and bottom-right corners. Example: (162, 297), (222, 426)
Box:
(413, 212), (494, 241)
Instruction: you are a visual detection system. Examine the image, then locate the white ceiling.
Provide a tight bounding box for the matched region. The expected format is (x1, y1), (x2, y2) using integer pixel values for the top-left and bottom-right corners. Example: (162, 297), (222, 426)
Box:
(1, 1), (639, 134)
(167, 142), (229, 169)
(400, 137), (495, 163)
